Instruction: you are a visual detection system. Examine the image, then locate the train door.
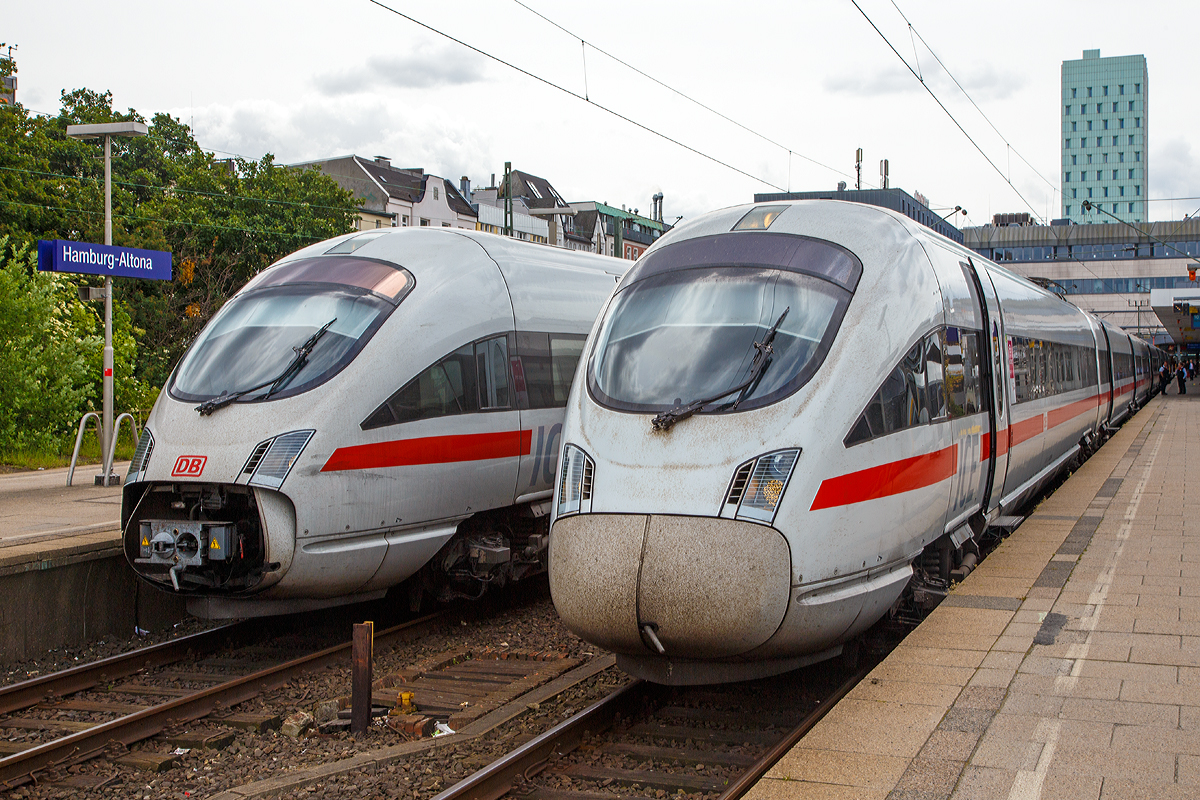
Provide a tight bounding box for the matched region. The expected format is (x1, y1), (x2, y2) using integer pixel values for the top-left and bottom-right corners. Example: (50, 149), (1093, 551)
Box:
(935, 254), (991, 530)
(1098, 324), (1114, 425)
(967, 260), (1009, 516)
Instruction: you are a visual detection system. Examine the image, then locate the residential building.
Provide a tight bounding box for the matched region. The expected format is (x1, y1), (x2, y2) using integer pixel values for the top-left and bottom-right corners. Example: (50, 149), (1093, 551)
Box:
(499, 170), (577, 249)
(1060, 49), (1148, 224)
(470, 180), (550, 244)
(292, 155), (477, 232)
(568, 201), (666, 259)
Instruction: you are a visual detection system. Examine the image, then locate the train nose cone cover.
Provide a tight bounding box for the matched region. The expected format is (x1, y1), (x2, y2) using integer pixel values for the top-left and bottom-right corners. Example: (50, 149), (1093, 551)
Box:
(550, 514), (791, 659)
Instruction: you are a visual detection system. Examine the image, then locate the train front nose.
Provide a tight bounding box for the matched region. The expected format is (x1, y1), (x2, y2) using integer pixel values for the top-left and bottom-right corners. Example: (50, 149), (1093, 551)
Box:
(549, 514), (791, 659)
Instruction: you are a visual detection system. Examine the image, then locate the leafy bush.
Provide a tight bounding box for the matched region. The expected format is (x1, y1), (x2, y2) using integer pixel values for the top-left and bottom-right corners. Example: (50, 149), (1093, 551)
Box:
(0, 237), (100, 451)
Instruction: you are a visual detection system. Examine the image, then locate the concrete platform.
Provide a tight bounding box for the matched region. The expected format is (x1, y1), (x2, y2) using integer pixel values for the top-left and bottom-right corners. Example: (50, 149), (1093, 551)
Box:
(748, 392), (1199, 799)
(0, 463), (186, 661)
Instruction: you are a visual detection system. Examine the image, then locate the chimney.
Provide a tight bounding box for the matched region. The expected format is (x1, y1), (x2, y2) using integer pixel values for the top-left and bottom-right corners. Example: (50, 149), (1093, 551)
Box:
(374, 155), (391, 168)
(460, 176), (471, 198)
(490, 173), (496, 189)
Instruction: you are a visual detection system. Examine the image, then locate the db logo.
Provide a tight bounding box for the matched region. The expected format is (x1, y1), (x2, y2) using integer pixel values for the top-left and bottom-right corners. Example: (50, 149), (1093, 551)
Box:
(172, 455), (207, 477)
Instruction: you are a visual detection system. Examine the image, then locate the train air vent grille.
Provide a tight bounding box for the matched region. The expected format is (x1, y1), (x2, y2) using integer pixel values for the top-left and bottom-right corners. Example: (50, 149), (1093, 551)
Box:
(128, 428), (154, 478)
(725, 461), (755, 506)
(580, 459), (594, 500)
(248, 430), (315, 489)
(243, 440), (273, 475)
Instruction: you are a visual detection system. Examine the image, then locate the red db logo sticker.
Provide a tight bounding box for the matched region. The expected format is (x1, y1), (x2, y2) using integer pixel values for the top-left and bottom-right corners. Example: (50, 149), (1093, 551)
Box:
(172, 455), (207, 477)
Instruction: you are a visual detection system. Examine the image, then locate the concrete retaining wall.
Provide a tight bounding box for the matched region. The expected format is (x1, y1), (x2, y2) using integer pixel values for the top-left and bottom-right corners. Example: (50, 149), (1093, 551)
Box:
(0, 532), (188, 662)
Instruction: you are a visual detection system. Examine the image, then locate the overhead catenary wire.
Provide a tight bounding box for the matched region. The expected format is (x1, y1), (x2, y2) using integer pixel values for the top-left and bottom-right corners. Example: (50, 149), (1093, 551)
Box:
(363, 0), (787, 192)
(849, 0), (1046, 224)
(507, 0), (862, 186)
(885, 0), (1058, 195)
(1081, 199), (1200, 267)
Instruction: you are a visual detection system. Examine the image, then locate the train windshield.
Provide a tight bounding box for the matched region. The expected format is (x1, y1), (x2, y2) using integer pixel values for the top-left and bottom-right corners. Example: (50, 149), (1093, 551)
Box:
(589, 266), (851, 414)
(170, 283), (396, 404)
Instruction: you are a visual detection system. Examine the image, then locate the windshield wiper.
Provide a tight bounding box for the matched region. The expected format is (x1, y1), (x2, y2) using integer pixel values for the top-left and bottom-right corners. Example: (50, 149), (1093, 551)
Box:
(196, 318), (337, 416)
(651, 307), (790, 432)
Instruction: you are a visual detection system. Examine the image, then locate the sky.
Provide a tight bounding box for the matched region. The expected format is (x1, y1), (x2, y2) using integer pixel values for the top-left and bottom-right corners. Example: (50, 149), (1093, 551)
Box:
(7, 0), (1200, 230)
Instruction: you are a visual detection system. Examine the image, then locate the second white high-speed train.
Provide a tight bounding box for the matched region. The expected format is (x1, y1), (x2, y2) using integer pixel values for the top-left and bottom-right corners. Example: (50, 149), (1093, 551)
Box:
(122, 228), (625, 618)
(549, 199), (1159, 684)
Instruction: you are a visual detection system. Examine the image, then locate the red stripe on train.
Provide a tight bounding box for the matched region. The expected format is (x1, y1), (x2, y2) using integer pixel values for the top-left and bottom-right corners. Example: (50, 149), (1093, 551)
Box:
(321, 430), (534, 472)
(810, 444), (957, 510)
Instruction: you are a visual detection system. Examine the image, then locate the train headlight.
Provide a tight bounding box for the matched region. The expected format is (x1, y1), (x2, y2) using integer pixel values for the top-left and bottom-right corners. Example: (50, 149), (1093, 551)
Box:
(721, 449), (801, 525)
(127, 427), (154, 482)
(557, 444), (595, 518)
(242, 430), (314, 489)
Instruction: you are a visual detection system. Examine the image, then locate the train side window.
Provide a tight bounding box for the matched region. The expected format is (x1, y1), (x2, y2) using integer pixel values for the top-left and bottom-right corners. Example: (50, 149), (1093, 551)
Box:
(878, 368), (907, 433)
(960, 331), (982, 415)
(845, 338), (929, 446)
(926, 331), (948, 420)
(514, 333), (587, 409)
(477, 335), (511, 409)
(550, 335), (587, 404)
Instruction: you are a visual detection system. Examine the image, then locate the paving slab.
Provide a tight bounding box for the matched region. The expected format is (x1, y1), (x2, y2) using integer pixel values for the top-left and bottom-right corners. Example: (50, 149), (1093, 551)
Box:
(749, 393), (1200, 800)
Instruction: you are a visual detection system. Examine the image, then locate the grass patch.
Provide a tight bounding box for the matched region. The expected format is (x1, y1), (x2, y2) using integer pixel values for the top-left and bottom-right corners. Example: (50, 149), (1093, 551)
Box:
(0, 428), (139, 473)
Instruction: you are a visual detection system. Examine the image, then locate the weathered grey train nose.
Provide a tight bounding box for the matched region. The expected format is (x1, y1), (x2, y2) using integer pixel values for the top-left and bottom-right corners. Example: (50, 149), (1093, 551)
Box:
(549, 514), (791, 659)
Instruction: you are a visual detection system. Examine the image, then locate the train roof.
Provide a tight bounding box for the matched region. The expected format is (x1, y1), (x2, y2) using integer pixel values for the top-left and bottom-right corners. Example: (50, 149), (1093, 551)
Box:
(268, 226), (628, 281)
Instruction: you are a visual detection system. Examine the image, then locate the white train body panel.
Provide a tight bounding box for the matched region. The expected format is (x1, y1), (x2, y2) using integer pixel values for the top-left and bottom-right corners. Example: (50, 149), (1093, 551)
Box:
(548, 200), (1158, 684)
(122, 229), (624, 617)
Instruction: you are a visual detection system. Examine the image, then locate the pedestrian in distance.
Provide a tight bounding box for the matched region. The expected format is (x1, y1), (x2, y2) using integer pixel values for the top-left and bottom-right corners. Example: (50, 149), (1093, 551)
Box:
(1178, 363), (1187, 395)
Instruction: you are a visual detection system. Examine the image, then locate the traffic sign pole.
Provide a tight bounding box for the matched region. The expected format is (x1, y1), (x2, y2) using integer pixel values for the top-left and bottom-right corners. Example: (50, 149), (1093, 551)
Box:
(63, 121), (151, 486)
(102, 133), (115, 484)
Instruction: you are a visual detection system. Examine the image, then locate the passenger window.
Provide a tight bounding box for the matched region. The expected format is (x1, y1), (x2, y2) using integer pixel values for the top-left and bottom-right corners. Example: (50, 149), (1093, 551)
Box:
(477, 336), (510, 409)
(878, 367), (908, 433)
(361, 336), (510, 430)
(551, 337), (586, 403)
(513, 332), (587, 409)
(926, 331), (948, 420)
(844, 338), (930, 446)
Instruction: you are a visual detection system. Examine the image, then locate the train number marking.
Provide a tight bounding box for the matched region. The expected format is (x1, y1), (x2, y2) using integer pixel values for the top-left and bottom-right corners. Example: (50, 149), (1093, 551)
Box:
(172, 455), (207, 477)
(528, 423), (562, 487)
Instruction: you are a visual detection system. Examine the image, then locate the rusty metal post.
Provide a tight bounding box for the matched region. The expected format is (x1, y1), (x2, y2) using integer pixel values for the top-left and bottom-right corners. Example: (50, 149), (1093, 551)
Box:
(351, 621), (374, 734)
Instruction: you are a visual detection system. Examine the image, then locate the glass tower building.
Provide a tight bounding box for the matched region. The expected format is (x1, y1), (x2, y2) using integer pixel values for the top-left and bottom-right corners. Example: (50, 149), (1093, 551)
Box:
(1061, 49), (1148, 225)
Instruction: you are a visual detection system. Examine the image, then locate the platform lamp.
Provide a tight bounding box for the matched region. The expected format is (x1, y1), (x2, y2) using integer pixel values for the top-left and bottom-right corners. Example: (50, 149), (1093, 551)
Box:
(65, 121), (148, 485)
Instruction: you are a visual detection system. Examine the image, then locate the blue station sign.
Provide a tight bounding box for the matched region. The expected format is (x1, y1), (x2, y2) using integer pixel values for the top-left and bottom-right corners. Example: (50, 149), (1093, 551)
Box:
(37, 240), (172, 282)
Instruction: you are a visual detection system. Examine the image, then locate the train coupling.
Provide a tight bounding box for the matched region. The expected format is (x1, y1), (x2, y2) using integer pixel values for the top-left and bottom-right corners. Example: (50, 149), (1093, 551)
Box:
(136, 519), (236, 589)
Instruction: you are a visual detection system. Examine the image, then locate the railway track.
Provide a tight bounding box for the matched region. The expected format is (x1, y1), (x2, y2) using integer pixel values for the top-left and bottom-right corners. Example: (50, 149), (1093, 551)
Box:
(0, 612), (441, 790)
(429, 647), (888, 800)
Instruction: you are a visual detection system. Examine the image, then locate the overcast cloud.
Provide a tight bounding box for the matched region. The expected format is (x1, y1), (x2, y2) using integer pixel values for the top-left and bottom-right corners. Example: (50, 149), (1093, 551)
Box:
(317, 49), (487, 95)
(6, 0), (1200, 228)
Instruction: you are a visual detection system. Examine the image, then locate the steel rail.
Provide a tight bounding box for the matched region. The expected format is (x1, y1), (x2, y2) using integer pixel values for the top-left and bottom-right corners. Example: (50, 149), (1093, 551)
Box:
(0, 622), (252, 717)
(714, 660), (876, 800)
(0, 612), (442, 789)
(429, 679), (652, 800)
(432, 658), (877, 800)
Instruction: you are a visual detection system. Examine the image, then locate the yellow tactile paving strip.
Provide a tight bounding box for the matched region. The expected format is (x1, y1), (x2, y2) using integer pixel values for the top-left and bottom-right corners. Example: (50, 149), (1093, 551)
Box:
(747, 392), (1199, 800)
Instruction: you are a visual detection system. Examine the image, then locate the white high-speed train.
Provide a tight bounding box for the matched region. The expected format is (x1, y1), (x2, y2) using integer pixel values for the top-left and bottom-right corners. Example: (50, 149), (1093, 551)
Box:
(548, 200), (1160, 685)
(122, 228), (625, 618)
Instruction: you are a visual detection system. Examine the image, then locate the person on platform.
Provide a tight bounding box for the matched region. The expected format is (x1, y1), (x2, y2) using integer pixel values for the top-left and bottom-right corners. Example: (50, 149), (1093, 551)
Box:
(1160, 363), (1170, 394)
(1177, 363), (1187, 395)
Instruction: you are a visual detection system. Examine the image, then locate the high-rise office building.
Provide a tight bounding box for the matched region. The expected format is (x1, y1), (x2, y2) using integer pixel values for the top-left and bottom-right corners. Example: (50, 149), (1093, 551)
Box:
(1061, 49), (1148, 225)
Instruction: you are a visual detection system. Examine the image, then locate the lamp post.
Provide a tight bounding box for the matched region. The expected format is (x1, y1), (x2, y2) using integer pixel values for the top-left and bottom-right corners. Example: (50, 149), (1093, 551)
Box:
(65, 121), (148, 485)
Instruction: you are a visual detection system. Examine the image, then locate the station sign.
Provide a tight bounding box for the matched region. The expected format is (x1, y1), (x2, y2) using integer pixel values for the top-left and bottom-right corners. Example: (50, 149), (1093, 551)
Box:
(37, 240), (172, 282)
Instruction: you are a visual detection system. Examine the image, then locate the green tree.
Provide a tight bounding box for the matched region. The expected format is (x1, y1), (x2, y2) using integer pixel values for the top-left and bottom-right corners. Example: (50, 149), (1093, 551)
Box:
(0, 82), (358, 414)
(0, 237), (99, 452)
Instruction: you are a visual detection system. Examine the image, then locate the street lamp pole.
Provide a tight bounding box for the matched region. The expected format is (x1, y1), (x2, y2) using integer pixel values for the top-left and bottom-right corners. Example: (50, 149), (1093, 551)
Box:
(66, 121), (148, 484)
